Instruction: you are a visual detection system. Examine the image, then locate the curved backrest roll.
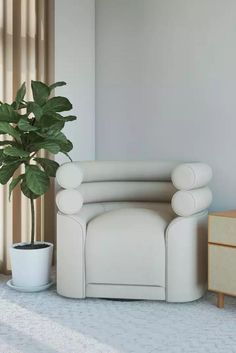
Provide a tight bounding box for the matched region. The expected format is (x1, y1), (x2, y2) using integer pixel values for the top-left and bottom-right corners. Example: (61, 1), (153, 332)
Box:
(78, 181), (176, 204)
(76, 161), (179, 182)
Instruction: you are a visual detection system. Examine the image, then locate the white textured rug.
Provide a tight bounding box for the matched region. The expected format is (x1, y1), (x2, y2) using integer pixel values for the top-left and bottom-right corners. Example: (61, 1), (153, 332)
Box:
(0, 275), (236, 353)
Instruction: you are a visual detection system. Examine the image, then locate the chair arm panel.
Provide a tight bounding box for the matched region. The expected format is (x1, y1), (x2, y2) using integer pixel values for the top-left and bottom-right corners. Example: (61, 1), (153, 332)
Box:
(166, 212), (208, 302)
(57, 214), (86, 298)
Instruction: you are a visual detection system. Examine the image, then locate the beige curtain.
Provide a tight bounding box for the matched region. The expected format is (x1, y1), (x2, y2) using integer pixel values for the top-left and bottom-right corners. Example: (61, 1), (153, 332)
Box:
(0, 0), (55, 273)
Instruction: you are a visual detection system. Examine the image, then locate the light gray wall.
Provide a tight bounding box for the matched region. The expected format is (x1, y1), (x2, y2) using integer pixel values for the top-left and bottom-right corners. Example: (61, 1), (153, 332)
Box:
(55, 0), (95, 163)
(95, 0), (236, 210)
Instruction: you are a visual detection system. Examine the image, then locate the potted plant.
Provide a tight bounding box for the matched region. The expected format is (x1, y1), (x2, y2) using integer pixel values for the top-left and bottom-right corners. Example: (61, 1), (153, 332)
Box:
(0, 80), (77, 291)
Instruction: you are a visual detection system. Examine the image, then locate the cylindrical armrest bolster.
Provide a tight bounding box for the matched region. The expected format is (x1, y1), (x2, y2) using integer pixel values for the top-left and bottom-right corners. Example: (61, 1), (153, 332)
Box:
(56, 189), (83, 214)
(171, 187), (212, 217)
(171, 163), (212, 190)
(56, 162), (83, 189)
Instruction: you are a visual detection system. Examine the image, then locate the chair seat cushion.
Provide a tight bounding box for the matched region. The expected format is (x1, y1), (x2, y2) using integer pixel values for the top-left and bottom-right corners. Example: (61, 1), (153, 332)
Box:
(86, 206), (173, 287)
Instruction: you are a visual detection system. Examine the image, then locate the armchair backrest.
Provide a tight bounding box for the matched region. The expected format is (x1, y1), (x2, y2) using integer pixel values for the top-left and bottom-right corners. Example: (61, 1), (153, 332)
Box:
(75, 161), (178, 204)
(56, 161), (213, 216)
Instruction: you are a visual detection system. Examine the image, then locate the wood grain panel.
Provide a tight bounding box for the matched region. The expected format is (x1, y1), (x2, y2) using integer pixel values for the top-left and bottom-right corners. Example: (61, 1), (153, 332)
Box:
(208, 244), (236, 294)
(209, 216), (236, 246)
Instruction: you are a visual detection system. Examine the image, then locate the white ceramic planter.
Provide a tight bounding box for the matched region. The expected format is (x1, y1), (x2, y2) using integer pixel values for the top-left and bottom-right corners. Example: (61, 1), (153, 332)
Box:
(10, 242), (53, 289)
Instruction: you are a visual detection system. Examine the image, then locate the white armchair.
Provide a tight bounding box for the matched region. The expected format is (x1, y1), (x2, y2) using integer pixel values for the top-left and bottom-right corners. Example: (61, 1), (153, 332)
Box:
(56, 161), (212, 302)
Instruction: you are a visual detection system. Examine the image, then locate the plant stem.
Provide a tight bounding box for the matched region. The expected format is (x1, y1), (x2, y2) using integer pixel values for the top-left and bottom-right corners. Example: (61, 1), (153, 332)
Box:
(30, 198), (35, 245)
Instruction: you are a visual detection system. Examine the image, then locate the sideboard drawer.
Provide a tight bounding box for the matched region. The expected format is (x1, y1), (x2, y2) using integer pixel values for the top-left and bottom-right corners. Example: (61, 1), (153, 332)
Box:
(208, 244), (236, 295)
(209, 216), (236, 246)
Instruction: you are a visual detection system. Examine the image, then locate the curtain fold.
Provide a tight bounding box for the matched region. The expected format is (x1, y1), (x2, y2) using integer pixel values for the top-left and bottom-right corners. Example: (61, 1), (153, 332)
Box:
(0, 0), (55, 273)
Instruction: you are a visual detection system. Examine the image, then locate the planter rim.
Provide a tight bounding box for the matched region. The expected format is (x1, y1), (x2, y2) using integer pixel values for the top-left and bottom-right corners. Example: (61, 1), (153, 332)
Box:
(11, 241), (53, 251)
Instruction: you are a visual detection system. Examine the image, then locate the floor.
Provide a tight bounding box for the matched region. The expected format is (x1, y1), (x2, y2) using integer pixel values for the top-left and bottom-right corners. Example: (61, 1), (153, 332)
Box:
(0, 275), (236, 353)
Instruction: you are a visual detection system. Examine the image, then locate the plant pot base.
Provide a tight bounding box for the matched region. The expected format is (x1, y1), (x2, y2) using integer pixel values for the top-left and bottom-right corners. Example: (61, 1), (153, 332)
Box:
(7, 279), (54, 293)
(10, 241), (53, 288)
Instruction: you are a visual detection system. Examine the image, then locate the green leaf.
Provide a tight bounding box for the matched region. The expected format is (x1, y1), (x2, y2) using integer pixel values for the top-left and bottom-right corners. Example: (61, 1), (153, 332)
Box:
(0, 160), (22, 184)
(1, 155), (21, 164)
(51, 132), (73, 152)
(3, 146), (30, 158)
(60, 139), (73, 152)
(9, 174), (24, 200)
(27, 102), (43, 120)
(25, 165), (50, 196)
(0, 104), (19, 123)
(34, 157), (59, 177)
(52, 113), (77, 122)
(49, 81), (66, 91)
(15, 82), (26, 108)
(34, 131), (73, 153)
(0, 140), (16, 147)
(62, 115), (77, 122)
(43, 96), (72, 113)
(0, 122), (21, 143)
(21, 177), (38, 199)
(31, 141), (61, 154)
(26, 131), (42, 143)
(35, 112), (73, 131)
(11, 101), (26, 110)
(31, 81), (50, 106)
(47, 119), (65, 132)
(0, 149), (4, 166)
(36, 131), (73, 153)
(18, 118), (38, 132)
(36, 113), (64, 131)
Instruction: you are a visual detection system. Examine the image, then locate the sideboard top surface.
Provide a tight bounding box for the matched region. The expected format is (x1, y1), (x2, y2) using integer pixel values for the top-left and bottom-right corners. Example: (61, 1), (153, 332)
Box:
(209, 210), (236, 219)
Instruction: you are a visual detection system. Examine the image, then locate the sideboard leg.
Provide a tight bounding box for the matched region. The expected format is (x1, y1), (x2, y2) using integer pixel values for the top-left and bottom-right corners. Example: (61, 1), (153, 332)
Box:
(217, 293), (224, 308)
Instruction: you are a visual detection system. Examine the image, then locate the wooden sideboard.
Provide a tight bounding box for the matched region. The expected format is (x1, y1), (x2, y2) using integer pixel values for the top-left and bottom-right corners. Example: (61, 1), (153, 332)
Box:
(208, 210), (236, 308)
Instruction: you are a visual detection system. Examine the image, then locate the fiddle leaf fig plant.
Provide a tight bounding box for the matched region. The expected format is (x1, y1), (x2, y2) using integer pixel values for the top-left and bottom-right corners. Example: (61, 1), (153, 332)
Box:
(0, 81), (77, 246)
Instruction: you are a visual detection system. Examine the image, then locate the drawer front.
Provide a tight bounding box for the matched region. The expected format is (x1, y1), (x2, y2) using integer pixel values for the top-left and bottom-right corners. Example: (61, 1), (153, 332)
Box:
(208, 244), (236, 295)
(209, 216), (236, 246)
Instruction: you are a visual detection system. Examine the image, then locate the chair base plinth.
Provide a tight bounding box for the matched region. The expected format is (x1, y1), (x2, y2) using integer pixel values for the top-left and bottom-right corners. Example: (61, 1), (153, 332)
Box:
(86, 283), (166, 300)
